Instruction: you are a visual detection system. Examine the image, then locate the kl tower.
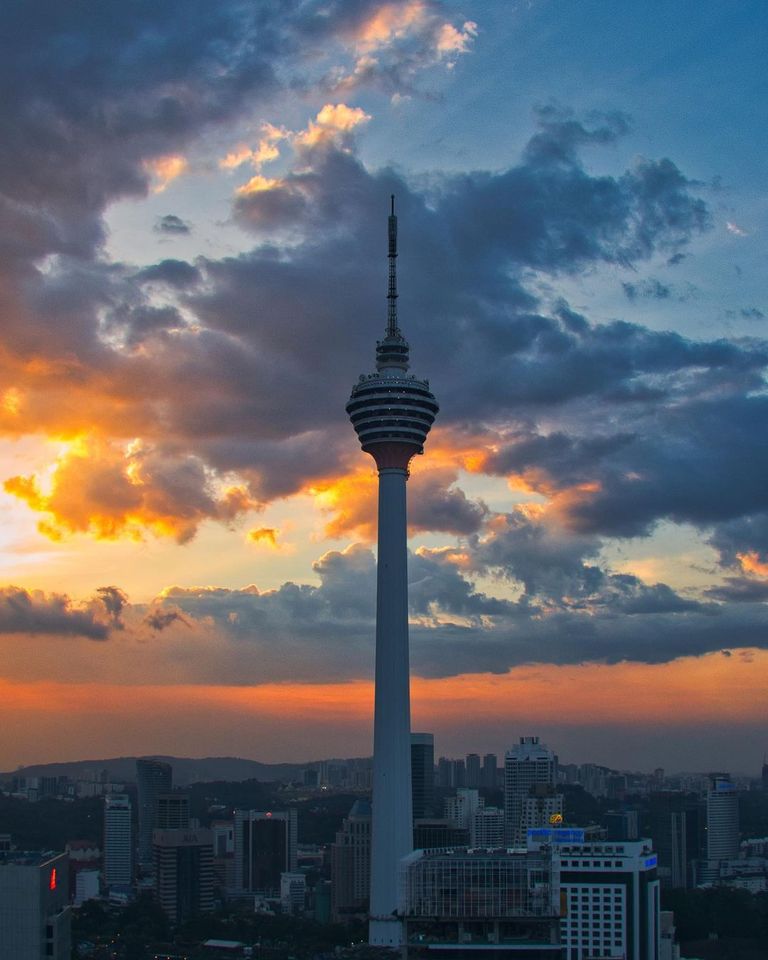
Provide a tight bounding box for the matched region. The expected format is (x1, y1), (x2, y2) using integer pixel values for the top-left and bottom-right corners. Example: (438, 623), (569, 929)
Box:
(346, 197), (439, 947)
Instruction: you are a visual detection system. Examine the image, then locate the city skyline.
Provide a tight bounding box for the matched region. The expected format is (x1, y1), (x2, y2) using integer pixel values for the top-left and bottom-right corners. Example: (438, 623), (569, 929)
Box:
(1, 1), (767, 773)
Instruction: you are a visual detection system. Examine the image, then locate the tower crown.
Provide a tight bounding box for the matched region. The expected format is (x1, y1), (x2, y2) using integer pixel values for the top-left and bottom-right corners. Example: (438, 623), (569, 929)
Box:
(347, 197), (438, 469)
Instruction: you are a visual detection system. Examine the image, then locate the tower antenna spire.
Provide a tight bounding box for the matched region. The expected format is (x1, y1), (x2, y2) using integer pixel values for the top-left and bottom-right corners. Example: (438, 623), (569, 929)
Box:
(387, 194), (398, 338)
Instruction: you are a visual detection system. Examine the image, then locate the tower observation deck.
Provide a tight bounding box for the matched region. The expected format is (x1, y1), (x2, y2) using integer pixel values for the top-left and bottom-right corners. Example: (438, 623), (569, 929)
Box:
(347, 197), (438, 472)
(346, 197), (438, 947)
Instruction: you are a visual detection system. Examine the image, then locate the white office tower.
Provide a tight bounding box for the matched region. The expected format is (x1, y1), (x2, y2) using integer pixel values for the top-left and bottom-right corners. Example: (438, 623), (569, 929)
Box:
(528, 830), (661, 960)
(347, 197), (439, 946)
(504, 737), (558, 846)
(104, 793), (133, 887)
(700, 774), (739, 883)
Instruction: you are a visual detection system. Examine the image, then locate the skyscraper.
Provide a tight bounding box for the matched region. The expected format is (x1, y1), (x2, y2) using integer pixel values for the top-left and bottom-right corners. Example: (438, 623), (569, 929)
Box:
(331, 799), (371, 922)
(234, 809), (298, 896)
(346, 197), (439, 946)
(411, 733), (435, 820)
(136, 758), (172, 866)
(0, 851), (71, 959)
(153, 828), (214, 923)
(103, 794), (133, 887)
(504, 737), (558, 846)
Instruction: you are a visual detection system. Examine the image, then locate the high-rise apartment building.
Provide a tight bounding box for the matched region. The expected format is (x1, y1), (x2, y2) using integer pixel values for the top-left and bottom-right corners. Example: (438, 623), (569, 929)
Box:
(481, 753), (498, 790)
(504, 737), (558, 846)
(331, 799), (371, 921)
(153, 828), (214, 924)
(465, 753), (481, 789)
(698, 774), (739, 884)
(444, 788), (483, 831)
(471, 807), (505, 848)
(411, 733), (435, 820)
(0, 851), (71, 959)
(136, 758), (172, 866)
(647, 793), (703, 889)
(234, 809), (298, 896)
(104, 793), (133, 887)
(346, 197), (439, 946)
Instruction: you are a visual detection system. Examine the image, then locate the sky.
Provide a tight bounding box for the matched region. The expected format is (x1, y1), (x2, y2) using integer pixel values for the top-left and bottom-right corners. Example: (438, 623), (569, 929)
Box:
(1, 0), (767, 774)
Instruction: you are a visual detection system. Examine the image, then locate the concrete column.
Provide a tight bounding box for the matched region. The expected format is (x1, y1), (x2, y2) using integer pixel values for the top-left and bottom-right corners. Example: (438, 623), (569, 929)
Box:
(369, 466), (412, 947)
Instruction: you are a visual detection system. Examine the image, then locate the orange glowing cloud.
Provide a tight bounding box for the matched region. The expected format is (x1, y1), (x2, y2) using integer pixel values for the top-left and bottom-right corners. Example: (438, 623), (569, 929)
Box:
(311, 468), (378, 540)
(737, 552), (768, 577)
(4, 436), (259, 544)
(354, 1), (428, 49)
(144, 154), (188, 193)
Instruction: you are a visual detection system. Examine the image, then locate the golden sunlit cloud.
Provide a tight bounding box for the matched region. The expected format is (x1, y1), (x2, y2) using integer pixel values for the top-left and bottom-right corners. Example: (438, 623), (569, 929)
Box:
(355, 0), (428, 49)
(4, 436), (260, 544)
(436, 20), (478, 56)
(144, 154), (188, 193)
(235, 174), (283, 197)
(247, 526), (279, 548)
(295, 103), (372, 149)
(219, 123), (288, 170)
(1, 387), (22, 416)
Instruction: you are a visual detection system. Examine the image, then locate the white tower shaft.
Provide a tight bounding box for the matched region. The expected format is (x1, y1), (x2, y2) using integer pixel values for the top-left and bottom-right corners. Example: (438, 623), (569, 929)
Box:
(369, 466), (413, 946)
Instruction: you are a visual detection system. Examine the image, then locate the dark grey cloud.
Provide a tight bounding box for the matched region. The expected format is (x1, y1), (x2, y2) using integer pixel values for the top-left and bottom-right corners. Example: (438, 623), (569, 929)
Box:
(622, 278), (671, 301)
(0, 587), (108, 639)
(143, 608), (191, 632)
(709, 511), (768, 567)
(155, 215), (192, 236)
(149, 537), (760, 682)
(134, 260), (201, 289)
(705, 578), (768, 602)
(408, 471), (488, 536)
(96, 586), (128, 626)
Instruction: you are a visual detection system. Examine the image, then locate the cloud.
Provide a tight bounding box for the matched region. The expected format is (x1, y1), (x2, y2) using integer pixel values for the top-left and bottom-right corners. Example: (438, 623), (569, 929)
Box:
(726, 221), (748, 237)
(5, 437), (259, 543)
(0, 587), (109, 639)
(143, 608), (191, 632)
(155, 215), (192, 236)
(326, 0), (477, 94)
(145, 155), (188, 193)
(622, 278), (671, 301)
(247, 527), (279, 547)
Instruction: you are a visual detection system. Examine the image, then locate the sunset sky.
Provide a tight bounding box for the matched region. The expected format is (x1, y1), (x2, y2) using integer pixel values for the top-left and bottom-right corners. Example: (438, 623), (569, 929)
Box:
(1, 0), (766, 774)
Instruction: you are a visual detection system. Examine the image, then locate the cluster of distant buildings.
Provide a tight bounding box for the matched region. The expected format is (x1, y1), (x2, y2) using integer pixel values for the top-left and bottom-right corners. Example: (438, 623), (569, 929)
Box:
(1, 745), (767, 959)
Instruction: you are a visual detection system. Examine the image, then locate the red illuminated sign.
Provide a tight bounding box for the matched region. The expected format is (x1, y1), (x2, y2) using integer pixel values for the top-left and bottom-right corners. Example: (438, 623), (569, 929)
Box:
(49, 867), (57, 890)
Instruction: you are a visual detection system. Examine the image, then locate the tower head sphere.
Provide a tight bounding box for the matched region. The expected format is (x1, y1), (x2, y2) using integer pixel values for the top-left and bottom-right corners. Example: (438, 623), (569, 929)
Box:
(346, 196), (439, 471)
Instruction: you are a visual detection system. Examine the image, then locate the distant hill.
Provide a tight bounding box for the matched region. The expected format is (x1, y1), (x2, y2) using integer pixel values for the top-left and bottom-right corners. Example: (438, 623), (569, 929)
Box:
(1, 755), (319, 786)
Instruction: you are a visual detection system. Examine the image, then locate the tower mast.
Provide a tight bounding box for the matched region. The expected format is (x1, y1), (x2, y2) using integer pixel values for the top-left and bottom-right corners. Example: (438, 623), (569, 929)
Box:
(346, 198), (439, 946)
